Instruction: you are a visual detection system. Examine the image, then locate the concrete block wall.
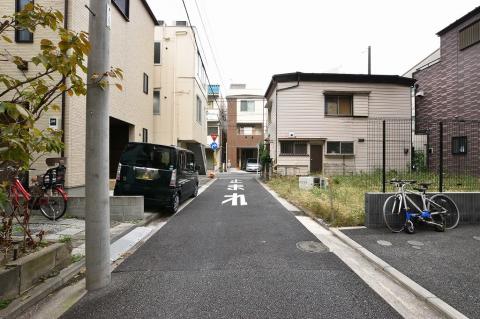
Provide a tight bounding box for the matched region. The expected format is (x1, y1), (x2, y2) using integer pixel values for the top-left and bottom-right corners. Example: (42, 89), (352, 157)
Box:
(66, 196), (144, 222)
(365, 192), (480, 228)
(1, 243), (71, 299)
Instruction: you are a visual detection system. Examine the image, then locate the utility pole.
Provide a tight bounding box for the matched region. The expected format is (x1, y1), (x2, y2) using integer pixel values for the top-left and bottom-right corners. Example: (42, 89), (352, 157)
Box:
(85, 0), (111, 290)
(368, 45), (372, 75)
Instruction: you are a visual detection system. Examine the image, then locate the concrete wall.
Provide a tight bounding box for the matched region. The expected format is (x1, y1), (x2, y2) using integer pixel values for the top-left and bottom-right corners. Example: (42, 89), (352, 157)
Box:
(66, 196), (144, 222)
(365, 192), (480, 228)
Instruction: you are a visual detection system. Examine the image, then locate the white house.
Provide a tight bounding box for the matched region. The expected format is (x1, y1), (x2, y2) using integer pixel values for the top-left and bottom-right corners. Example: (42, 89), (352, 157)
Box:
(264, 72), (416, 176)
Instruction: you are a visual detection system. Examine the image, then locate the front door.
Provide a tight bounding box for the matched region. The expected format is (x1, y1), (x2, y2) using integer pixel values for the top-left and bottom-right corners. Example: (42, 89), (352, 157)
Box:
(310, 145), (323, 173)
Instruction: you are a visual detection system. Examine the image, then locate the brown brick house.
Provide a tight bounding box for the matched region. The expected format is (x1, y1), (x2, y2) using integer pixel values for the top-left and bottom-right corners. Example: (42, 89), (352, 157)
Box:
(413, 6), (480, 176)
(226, 85), (265, 170)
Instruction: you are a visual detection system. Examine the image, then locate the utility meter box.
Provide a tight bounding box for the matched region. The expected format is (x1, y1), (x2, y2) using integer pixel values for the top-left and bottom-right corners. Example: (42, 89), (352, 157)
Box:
(299, 176), (328, 190)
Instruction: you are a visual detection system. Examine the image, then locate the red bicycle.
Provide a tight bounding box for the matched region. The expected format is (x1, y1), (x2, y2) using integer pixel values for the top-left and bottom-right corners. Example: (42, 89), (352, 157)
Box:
(29, 158), (68, 221)
(1, 166), (37, 247)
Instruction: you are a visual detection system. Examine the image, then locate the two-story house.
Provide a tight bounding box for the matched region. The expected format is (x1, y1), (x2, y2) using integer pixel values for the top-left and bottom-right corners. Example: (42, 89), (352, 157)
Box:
(153, 21), (208, 174)
(265, 72), (415, 176)
(1, 0), (158, 188)
(413, 6), (480, 175)
(226, 84), (265, 170)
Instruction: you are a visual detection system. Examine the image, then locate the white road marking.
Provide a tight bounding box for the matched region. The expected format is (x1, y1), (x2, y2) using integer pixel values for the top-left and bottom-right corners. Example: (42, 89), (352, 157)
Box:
(229, 179), (243, 184)
(222, 193), (247, 206)
(227, 184), (244, 191)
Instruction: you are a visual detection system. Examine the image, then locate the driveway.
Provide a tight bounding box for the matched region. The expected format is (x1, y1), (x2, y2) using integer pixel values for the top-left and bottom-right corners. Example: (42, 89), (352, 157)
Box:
(341, 225), (480, 318)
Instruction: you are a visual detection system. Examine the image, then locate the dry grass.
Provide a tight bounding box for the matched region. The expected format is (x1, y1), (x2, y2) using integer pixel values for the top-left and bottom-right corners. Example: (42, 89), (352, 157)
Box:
(267, 176), (365, 226)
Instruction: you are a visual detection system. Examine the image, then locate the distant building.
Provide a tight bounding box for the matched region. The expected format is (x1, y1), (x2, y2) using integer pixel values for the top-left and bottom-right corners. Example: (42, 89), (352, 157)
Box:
(226, 84), (265, 170)
(206, 85), (226, 172)
(413, 6), (480, 174)
(153, 21), (209, 174)
(264, 72), (415, 176)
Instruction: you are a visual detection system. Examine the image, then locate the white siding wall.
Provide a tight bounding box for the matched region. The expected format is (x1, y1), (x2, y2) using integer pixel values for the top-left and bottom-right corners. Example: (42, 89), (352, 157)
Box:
(267, 81), (412, 175)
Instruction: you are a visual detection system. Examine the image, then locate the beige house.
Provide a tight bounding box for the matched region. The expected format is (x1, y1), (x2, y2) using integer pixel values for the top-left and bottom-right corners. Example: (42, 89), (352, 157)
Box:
(1, 0), (158, 188)
(152, 22), (208, 174)
(265, 72), (415, 176)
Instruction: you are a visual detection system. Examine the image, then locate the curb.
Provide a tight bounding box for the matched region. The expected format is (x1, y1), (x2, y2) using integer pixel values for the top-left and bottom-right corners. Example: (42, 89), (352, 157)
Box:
(0, 213), (159, 319)
(258, 178), (467, 319)
(330, 228), (469, 319)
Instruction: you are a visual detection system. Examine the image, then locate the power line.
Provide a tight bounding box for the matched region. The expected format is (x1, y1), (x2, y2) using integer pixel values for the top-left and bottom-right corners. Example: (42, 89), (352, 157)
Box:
(193, 0), (227, 90)
(180, 0), (222, 110)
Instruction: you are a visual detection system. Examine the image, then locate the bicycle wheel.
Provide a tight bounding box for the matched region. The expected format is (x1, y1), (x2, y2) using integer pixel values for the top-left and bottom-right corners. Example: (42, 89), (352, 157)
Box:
(39, 188), (67, 220)
(428, 194), (459, 230)
(383, 195), (406, 232)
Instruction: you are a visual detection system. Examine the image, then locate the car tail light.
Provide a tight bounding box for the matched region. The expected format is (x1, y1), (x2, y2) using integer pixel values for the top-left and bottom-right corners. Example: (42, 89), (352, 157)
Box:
(169, 169), (177, 187)
(116, 163), (122, 181)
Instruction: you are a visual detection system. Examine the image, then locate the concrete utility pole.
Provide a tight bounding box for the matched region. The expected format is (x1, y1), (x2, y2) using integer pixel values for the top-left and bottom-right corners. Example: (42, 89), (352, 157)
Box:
(85, 0), (111, 290)
(368, 45), (372, 75)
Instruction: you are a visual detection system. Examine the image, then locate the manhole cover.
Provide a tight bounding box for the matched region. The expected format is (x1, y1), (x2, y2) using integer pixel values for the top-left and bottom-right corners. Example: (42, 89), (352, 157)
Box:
(407, 240), (424, 246)
(296, 241), (327, 253)
(377, 240), (392, 246)
(473, 236), (480, 241)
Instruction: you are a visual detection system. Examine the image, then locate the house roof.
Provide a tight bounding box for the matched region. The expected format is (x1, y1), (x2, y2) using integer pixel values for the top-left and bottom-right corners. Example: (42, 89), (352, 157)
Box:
(140, 0), (160, 26)
(437, 6), (480, 36)
(264, 72), (416, 99)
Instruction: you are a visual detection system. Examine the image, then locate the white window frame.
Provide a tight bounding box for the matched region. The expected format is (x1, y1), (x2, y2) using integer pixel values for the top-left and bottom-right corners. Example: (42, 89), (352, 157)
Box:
(325, 141), (355, 155)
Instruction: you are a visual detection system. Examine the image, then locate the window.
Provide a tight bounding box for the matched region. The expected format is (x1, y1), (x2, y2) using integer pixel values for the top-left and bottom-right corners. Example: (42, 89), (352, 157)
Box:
(280, 142), (308, 155)
(15, 0), (34, 43)
(325, 95), (353, 116)
(112, 0), (129, 18)
(240, 100), (255, 112)
(459, 20), (480, 50)
(208, 126), (218, 135)
(143, 73), (148, 94)
(186, 153), (195, 171)
(153, 90), (160, 115)
(154, 42), (161, 64)
(326, 141), (354, 155)
(196, 96), (202, 123)
(452, 136), (467, 155)
(142, 128), (148, 143)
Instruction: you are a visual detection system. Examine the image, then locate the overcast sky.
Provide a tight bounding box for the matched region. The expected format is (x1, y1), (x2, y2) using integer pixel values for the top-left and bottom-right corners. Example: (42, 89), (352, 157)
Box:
(146, 0), (479, 93)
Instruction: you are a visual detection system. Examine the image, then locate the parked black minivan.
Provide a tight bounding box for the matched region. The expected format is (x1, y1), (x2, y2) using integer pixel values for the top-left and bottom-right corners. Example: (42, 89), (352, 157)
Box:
(113, 142), (199, 213)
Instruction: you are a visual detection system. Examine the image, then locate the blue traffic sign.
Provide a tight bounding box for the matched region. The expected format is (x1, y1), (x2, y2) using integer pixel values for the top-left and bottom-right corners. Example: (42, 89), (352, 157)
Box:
(210, 142), (218, 150)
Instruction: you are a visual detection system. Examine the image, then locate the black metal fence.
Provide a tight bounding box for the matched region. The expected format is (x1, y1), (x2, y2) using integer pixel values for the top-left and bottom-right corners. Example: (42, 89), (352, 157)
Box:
(354, 119), (480, 193)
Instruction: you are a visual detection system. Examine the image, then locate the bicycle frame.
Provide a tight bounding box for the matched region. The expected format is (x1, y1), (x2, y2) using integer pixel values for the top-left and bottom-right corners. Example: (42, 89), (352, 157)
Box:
(392, 183), (446, 227)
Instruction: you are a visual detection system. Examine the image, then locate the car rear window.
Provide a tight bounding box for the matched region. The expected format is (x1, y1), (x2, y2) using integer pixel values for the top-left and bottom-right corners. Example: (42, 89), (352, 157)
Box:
(120, 144), (174, 170)
(247, 158), (257, 164)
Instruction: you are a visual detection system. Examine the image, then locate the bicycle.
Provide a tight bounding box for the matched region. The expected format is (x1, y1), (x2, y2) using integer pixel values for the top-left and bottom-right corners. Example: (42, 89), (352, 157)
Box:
(1, 166), (37, 247)
(28, 159), (68, 221)
(383, 179), (460, 234)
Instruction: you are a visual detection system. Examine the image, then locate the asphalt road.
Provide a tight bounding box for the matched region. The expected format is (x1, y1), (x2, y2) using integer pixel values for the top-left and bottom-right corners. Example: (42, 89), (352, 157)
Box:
(342, 225), (480, 318)
(61, 174), (400, 319)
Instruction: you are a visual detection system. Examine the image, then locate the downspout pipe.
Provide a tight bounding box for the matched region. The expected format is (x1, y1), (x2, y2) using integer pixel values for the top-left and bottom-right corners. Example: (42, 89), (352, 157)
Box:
(60, 0), (68, 157)
(274, 72), (300, 165)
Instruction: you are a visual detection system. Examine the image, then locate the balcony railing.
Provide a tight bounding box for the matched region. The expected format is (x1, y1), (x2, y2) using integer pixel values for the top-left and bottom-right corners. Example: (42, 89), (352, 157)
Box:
(237, 128), (263, 136)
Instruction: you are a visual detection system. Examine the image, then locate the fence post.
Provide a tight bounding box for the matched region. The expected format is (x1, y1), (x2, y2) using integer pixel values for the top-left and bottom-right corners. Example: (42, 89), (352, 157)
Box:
(439, 121), (444, 192)
(382, 120), (386, 193)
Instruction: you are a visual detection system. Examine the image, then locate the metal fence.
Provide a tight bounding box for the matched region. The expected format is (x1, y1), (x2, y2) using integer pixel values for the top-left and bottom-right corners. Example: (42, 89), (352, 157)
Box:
(356, 119), (480, 193)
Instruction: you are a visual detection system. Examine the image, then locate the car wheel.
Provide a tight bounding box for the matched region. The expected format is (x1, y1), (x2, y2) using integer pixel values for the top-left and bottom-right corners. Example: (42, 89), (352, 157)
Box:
(191, 183), (199, 198)
(169, 193), (180, 214)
